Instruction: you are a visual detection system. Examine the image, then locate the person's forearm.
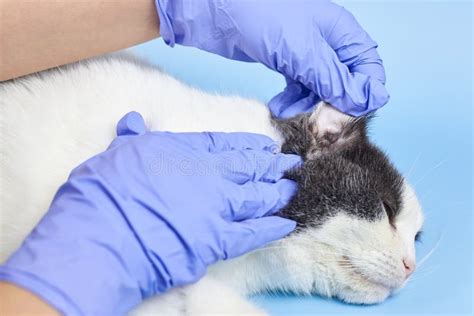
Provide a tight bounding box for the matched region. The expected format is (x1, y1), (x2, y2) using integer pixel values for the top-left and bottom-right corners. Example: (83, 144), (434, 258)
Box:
(0, 0), (160, 81)
(0, 281), (59, 315)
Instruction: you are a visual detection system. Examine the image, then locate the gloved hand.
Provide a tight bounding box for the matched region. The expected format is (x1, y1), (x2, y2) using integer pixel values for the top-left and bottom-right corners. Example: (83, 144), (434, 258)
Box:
(0, 112), (301, 315)
(155, 0), (389, 118)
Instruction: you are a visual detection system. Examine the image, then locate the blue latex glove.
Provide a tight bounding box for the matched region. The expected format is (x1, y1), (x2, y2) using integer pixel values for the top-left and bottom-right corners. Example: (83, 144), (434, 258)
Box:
(155, 0), (389, 118)
(0, 112), (301, 315)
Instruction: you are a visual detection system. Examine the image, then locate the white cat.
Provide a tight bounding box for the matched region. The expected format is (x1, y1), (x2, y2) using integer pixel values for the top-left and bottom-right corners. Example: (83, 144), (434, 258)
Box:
(0, 55), (424, 315)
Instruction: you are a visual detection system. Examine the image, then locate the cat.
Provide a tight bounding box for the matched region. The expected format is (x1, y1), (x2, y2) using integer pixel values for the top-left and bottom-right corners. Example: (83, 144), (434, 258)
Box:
(0, 54), (424, 315)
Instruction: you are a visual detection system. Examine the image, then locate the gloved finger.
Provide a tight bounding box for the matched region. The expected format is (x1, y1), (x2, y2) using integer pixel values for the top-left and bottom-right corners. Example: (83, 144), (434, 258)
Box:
(268, 81), (321, 118)
(214, 150), (302, 184)
(164, 132), (279, 153)
(298, 36), (389, 116)
(108, 111), (148, 150)
(223, 179), (298, 221)
(116, 111), (147, 136)
(323, 6), (386, 84)
(221, 216), (296, 260)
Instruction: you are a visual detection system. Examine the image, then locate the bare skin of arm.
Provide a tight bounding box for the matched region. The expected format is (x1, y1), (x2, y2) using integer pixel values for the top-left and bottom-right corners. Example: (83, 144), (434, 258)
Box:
(0, 281), (60, 315)
(0, 0), (160, 81)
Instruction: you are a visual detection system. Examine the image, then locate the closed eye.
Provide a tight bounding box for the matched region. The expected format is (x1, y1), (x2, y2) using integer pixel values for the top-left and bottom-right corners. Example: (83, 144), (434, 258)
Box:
(382, 201), (396, 226)
(415, 230), (423, 242)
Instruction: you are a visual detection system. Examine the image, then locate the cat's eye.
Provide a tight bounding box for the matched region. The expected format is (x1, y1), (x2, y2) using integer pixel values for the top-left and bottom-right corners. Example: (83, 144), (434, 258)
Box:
(382, 201), (395, 226)
(383, 201), (392, 214)
(415, 231), (423, 242)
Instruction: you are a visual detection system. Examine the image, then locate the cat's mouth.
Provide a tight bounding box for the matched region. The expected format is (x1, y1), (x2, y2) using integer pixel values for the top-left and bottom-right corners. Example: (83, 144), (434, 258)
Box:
(339, 255), (394, 290)
(333, 255), (394, 305)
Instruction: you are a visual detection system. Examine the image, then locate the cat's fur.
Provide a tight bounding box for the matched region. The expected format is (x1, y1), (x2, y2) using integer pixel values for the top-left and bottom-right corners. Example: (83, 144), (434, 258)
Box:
(0, 55), (424, 315)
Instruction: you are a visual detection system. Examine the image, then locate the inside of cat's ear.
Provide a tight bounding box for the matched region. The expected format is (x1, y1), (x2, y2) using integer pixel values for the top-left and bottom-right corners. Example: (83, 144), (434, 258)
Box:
(275, 102), (371, 159)
(307, 102), (371, 158)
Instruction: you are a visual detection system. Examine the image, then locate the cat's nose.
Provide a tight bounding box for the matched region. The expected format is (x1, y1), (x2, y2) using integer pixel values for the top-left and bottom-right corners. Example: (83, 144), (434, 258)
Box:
(403, 258), (416, 277)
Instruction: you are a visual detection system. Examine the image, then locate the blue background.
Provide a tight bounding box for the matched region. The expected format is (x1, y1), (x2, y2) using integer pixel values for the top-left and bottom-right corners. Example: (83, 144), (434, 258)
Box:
(129, 1), (473, 315)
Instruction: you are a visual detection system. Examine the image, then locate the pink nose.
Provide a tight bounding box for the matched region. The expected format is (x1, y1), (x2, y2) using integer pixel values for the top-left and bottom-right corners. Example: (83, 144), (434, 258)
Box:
(403, 259), (416, 277)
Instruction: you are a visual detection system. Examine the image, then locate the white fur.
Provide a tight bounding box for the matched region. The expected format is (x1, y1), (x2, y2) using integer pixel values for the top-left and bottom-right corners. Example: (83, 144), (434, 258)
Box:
(0, 55), (423, 315)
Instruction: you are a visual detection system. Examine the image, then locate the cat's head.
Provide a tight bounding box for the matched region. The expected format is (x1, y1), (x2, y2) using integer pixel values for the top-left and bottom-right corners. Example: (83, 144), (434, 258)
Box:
(274, 103), (424, 304)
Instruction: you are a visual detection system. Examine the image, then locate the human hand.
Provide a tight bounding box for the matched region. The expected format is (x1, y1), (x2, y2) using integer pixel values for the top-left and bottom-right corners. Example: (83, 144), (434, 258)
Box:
(0, 112), (301, 315)
(156, 0), (389, 118)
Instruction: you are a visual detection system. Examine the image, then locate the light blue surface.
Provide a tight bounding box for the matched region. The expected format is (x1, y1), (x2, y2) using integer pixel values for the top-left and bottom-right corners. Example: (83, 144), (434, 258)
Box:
(129, 1), (473, 315)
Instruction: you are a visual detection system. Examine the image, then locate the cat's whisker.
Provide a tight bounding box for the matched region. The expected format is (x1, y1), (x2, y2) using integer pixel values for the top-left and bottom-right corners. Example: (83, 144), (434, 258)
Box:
(252, 243), (370, 262)
(405, 265), (439, 283)
(254, 256), (363, 281)
(404, 152), (422, 179)
(412, 158), (446, 188)
(254, 247), (362, 263)
(417, 231), (443, 268)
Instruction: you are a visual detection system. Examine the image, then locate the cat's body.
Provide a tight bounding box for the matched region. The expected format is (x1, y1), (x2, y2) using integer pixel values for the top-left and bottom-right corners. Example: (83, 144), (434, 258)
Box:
(0, 55), (423, 315)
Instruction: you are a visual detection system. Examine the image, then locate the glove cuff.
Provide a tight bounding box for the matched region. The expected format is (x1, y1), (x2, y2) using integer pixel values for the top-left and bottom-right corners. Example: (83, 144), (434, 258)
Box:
(154, 0), (176, 46)
(0, 266), (82, 315)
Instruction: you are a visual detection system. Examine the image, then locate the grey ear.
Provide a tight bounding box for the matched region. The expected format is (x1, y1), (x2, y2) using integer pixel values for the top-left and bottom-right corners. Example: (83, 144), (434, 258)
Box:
(274, 102), (370, 159)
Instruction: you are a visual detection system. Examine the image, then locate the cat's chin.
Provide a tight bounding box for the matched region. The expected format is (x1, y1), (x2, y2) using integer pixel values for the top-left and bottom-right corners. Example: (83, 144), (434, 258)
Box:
(306, 260), (393, 305)
(331, 281), (391, 305)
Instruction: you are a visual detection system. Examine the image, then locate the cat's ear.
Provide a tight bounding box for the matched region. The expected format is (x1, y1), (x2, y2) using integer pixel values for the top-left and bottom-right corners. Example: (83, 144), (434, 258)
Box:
(275, 102), (371, 159)
(306, 102), (370, 158)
